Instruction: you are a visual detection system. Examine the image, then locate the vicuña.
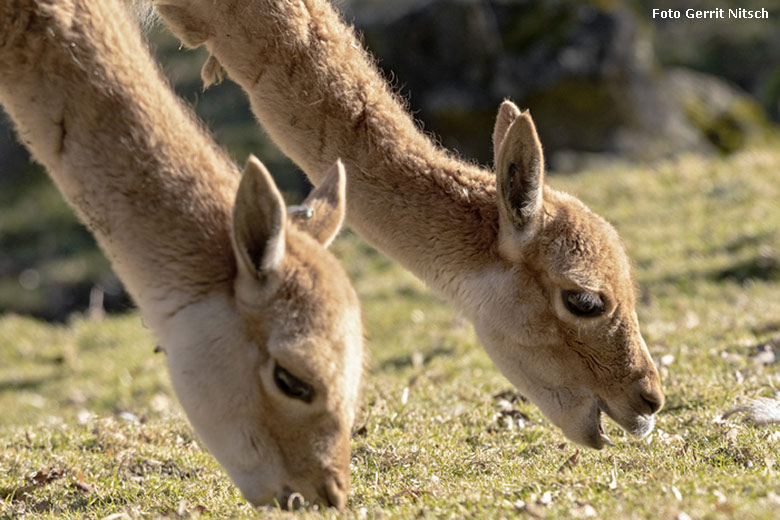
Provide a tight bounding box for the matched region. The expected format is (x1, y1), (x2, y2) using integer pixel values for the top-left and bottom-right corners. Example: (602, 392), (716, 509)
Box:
(155, 0), (665, 449)
(0, 0), (363, 508)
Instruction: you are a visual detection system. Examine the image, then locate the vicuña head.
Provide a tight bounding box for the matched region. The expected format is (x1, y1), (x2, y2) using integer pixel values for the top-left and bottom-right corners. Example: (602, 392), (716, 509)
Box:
(157, 157), (362, 508)
(471, 101), (663, 448)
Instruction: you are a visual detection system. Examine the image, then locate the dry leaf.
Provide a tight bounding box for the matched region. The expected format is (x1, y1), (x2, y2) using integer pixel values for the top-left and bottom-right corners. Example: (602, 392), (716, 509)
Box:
(558, 450), (580, 472)
(71, 481), (92, 494)
(570, 503), (597, 518)
(31, 468), (63, 485)
(608, 470), (618, 490)
(520, 501), (547, 518)
(750, 341), (779, 366)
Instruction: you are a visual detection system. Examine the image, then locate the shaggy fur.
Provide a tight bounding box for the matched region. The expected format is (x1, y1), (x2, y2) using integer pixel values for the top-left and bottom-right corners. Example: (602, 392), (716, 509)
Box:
(0, 0), (363, 509)
(154, 0), (666, 450)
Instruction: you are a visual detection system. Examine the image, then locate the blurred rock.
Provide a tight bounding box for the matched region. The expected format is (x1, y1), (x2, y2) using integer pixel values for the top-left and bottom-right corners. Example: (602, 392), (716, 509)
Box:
(351, 0), (775, 170)
(639, 0), (780, 122)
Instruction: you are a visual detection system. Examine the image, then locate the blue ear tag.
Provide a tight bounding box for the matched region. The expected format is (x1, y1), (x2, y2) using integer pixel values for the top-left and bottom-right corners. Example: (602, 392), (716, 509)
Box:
(287, 205), (314, 219)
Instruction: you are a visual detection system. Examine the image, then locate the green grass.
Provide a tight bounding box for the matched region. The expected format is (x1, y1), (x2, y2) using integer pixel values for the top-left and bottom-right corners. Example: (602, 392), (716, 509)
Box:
(2, 145), (780, 518)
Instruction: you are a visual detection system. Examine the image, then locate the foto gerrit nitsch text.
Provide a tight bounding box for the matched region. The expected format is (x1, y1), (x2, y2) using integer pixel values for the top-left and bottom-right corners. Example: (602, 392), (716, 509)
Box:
(652, 8), (769, 19)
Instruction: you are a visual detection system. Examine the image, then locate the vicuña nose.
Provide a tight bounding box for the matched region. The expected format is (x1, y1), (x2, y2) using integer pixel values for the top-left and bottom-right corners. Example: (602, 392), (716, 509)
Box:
(322, 475), (347, 510)
(635, 372), (665, 414)
(641, 388), (664, 414)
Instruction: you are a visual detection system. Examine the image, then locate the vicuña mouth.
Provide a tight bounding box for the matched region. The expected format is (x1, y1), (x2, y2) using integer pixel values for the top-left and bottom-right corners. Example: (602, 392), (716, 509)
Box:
(596, 399), (656, 442)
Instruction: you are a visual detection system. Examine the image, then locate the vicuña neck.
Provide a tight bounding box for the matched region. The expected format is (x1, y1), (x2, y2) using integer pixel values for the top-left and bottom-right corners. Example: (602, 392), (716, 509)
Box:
(0, 1), (239, 310)
(186, 0), (503, 298)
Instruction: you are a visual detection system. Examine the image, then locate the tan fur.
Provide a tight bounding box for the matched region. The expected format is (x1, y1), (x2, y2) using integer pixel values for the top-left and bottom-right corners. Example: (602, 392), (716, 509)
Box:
(0, 0), (363, 508)
(154, 0), (666, 450)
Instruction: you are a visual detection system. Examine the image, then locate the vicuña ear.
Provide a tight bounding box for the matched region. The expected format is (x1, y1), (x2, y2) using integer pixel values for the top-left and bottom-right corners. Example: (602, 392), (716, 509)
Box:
(154, 4), (211, 47)
(290, 160), (347, 247)
(494, 109), (545, 247)
(232, 155), (286, 280)
(492, 100), (522, 167)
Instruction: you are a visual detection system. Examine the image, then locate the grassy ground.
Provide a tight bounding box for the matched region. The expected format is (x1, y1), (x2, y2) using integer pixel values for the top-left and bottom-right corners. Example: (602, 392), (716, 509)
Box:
(1, 145), (780, 519)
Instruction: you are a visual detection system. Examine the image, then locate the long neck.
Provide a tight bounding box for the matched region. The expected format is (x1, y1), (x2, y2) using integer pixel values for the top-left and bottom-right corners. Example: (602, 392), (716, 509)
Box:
(0, 0), (239, 311)
(196, 0), (501, 297)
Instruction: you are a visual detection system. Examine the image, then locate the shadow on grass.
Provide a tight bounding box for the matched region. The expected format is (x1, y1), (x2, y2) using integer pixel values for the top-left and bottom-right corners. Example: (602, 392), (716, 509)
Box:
(0, 373), (66, 394)
(0, 482), (125, 516)
(379, 346), (456, 371)
(713, 254), (780, 283)
(0, 483), (39, 501)
(718, 231), (777, 254)
(647, 252), (780, 290)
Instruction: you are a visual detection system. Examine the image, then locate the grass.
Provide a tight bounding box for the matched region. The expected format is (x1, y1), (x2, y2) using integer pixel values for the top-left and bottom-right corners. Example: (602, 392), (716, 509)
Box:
(1, 144), (780, 519)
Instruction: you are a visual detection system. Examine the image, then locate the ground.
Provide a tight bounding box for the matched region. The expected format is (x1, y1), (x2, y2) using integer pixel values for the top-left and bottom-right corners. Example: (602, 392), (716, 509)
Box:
(1, 145), (779, 519)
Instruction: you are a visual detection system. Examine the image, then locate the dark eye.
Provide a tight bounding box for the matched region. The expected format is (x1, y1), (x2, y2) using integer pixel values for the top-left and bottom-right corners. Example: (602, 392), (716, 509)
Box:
(562, 290), (605, 318)
(273, 363), (315, 403)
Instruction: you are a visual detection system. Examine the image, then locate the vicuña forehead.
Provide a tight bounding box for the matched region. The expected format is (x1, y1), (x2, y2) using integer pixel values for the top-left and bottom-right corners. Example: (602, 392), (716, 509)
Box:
(541, 192), (632, 288)
(270, 263), (361, 350)
(285, 229), (357, 296)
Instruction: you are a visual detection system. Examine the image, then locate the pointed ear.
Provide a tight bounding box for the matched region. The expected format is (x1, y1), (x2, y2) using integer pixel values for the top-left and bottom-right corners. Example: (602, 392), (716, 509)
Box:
(201, 54), (225, 89)
(495, 110), (545, 239)
(291, 160), (347, 247)
(492, 100), (522, 167)
(232, 155), (286, 280)
(155, 4), (211, 47)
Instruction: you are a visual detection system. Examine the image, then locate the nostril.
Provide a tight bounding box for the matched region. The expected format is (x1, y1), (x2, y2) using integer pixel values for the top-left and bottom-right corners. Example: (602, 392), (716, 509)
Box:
(640, 389), (664, 415)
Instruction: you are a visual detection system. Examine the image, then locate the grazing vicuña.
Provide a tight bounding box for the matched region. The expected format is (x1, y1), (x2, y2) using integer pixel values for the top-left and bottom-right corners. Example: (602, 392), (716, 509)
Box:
(0, 0), (363, 508)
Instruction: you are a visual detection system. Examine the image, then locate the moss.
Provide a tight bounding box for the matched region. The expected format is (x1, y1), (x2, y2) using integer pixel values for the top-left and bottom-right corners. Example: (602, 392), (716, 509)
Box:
(684, 94), (773, 155)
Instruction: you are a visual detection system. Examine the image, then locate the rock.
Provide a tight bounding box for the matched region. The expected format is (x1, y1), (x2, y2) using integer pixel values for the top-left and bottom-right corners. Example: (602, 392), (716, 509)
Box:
(350, 0), (774, 170)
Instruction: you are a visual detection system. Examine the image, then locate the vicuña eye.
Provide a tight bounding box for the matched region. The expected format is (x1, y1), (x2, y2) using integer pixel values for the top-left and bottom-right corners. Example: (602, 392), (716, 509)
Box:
(562, 290), (605, 318)
(273, 363), (314, 403)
